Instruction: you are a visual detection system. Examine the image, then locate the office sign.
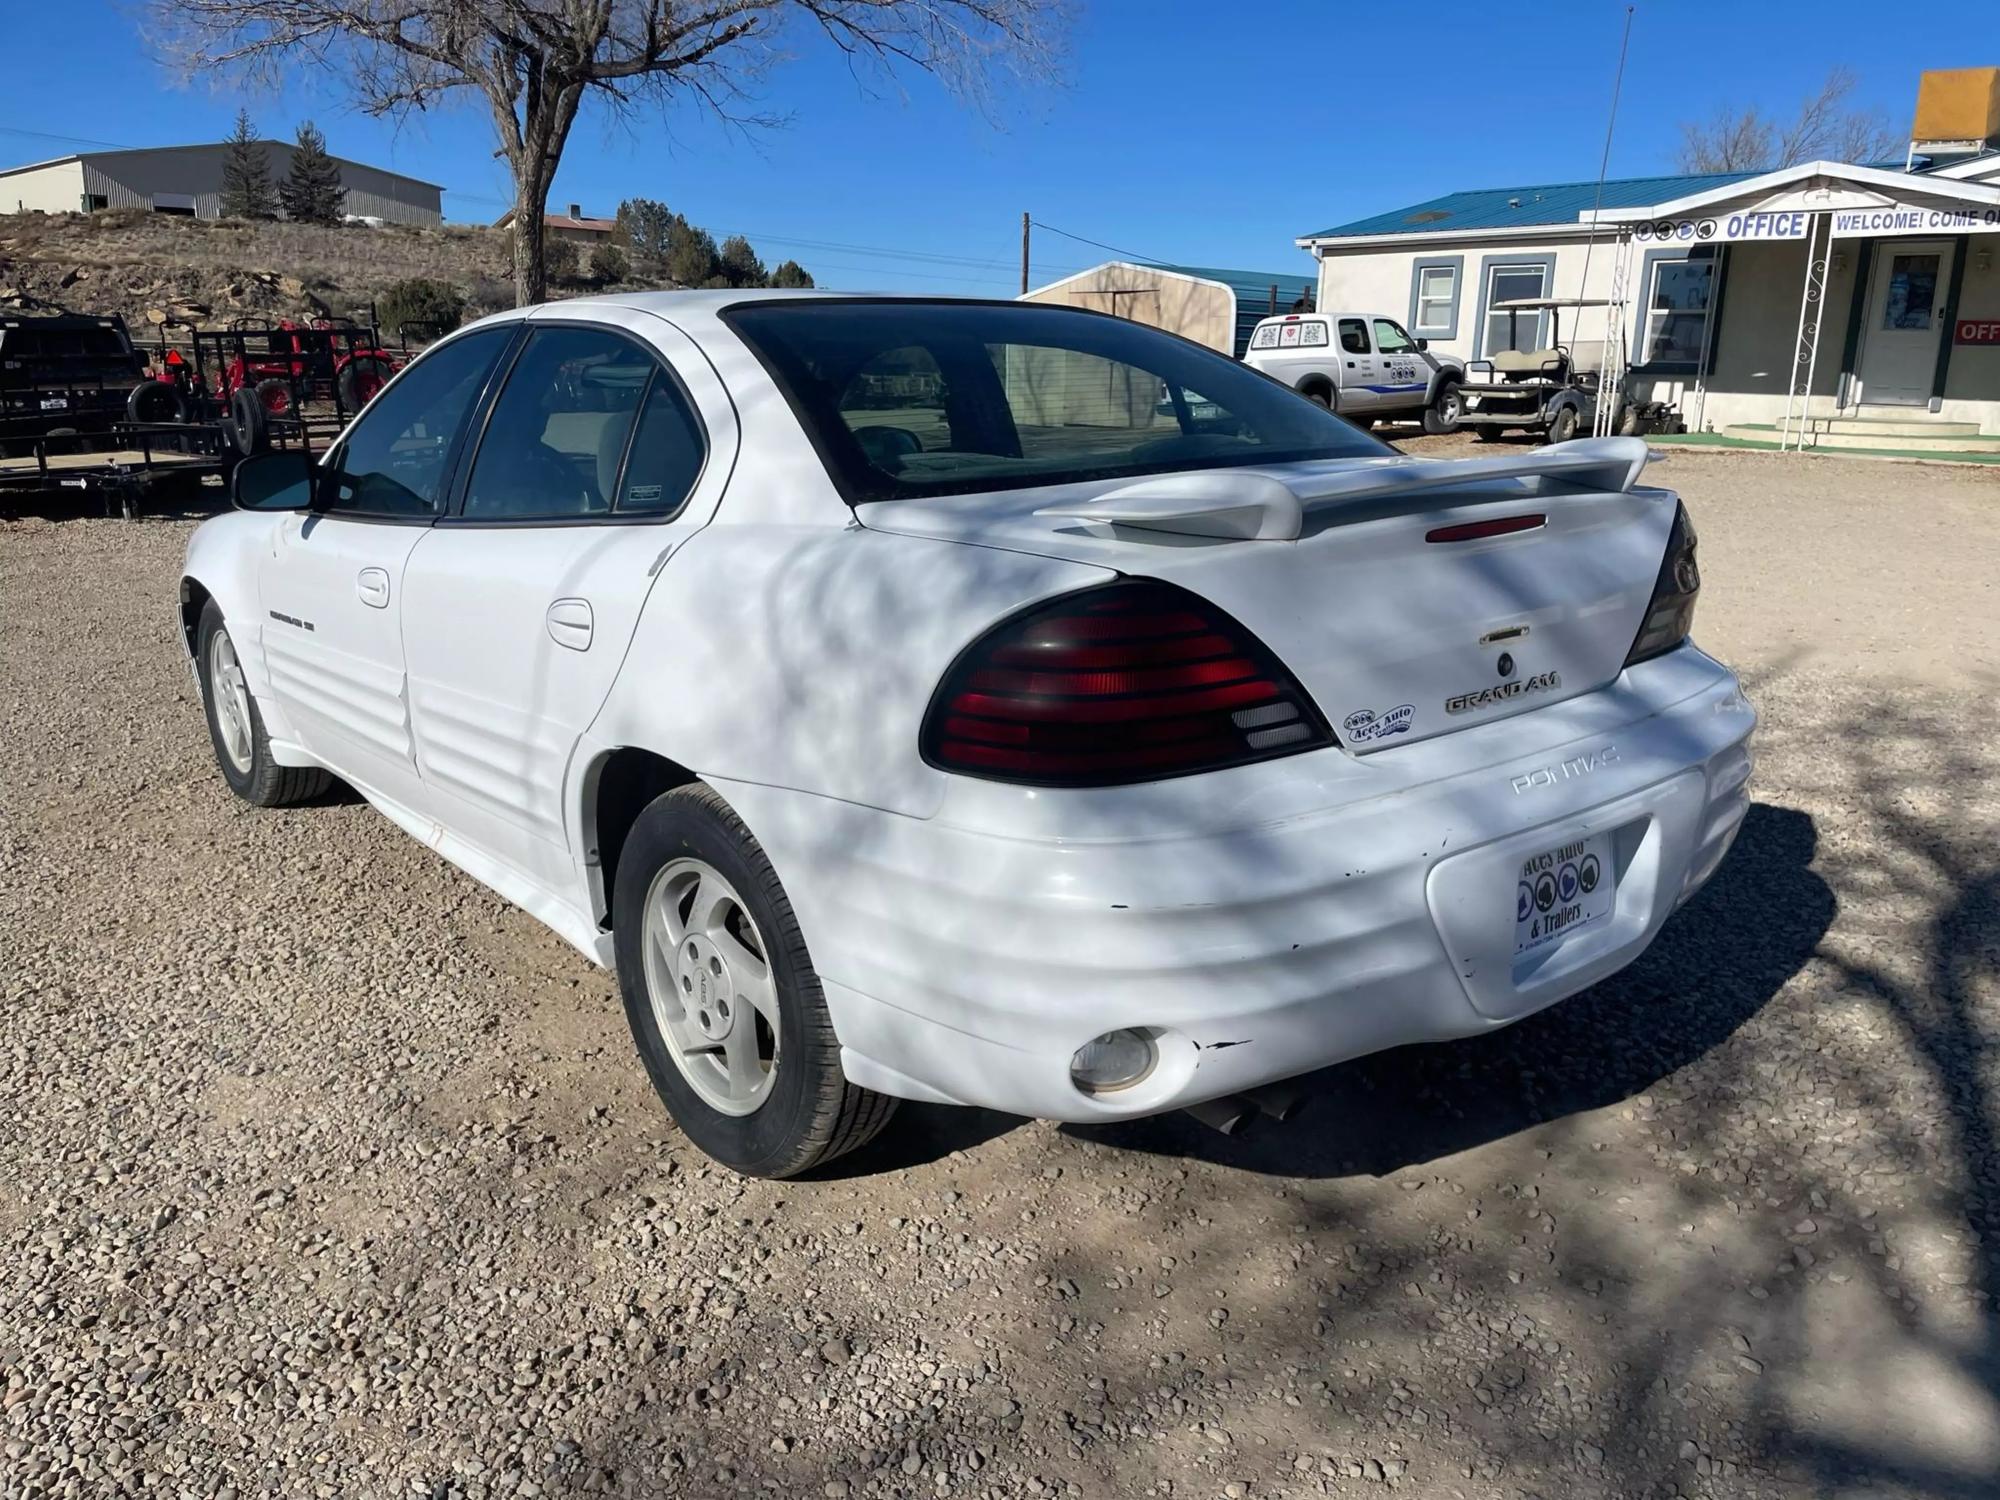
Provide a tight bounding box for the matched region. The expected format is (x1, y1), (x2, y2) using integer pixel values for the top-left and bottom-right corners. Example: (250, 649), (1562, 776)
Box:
(1632, 210), (1815, 244)
(1633, 203), (2000, 244)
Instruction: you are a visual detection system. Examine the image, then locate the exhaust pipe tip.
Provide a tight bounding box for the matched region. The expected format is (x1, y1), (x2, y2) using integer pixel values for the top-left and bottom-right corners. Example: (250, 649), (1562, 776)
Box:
(1183, 1093), (1256, 1136)
(1242, 1081), (1309, 1124)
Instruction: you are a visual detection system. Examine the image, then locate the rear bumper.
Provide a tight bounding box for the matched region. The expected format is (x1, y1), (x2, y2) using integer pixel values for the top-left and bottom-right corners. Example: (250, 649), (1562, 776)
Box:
(712, 647), (1754, 1122)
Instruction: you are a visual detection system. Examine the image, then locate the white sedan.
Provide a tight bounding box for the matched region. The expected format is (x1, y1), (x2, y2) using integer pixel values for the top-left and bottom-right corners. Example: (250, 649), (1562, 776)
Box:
(180, 291), (1754, 1177)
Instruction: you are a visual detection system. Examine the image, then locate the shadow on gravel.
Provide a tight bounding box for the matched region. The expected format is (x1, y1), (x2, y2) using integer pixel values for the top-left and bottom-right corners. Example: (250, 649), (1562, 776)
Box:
(0, 473), (229, 523)
(1069, 801), (1832, 1179)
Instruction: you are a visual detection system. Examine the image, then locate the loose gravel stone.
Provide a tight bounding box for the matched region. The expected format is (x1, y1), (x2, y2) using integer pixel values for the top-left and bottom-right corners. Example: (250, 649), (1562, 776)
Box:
(2, 445), (1997, 1498)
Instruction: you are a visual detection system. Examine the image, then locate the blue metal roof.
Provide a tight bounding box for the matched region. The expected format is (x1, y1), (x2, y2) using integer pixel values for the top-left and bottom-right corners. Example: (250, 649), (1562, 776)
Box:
(1147, 262), (1316, 355)
(1301, 171), (1759, 240)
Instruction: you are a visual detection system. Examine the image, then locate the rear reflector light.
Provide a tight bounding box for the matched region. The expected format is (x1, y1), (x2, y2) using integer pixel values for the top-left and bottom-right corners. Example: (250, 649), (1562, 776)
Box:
(1426, 513), (1545, 543)
(1623, 501), (1700, 668)
(923, 580), (1333, 786)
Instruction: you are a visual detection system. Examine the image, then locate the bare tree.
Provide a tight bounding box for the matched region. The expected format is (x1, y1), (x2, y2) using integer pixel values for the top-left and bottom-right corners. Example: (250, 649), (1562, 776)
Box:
(1676, 66), (1902, 174)
(152, 1), (1065, 304)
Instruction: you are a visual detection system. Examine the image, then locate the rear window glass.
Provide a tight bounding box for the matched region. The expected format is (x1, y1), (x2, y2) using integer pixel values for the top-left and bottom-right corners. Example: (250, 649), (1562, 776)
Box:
(1, 325), (132, 363)
(726, 301), (1388, 504)
(1251, 320), (1328, 350)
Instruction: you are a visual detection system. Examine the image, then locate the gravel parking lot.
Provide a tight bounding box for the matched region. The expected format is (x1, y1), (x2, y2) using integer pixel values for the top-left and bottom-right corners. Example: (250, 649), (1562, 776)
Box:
(4, 444), (1998, 1500)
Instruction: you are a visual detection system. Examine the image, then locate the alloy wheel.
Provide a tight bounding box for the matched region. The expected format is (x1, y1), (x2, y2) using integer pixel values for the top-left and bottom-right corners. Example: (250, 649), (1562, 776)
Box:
(640, 858), (781, 1116)
(208, 629), (254, 773)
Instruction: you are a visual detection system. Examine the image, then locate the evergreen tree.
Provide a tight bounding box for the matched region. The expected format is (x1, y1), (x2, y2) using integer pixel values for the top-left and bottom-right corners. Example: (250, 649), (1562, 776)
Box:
(278, 121), (346, 224)
(718, 234), (767, 288)
(770, 259), (815, 289)
(613, 198), (674, 271)
(664, 218), (719, 287)
(219, 108), (277, 220)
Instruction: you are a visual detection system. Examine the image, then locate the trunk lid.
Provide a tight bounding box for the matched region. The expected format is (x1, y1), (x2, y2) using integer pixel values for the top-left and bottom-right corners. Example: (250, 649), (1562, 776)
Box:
(856, 440), (1677, 753)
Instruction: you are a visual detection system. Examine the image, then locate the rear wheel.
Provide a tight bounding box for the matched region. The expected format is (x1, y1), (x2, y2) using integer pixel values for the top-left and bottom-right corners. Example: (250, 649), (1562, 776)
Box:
(1301, 384), (1333, 410)
(1548, 406), (1580, 444)
(196, 601), (332, 807)
(337, 355), (393, 414)
(126, 382), (188, 425)
(613, 785), (897, 1178)
(254, 378), (295, 418)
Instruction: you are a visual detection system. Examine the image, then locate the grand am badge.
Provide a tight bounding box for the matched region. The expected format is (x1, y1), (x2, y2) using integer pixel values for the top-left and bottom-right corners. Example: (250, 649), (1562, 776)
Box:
(1445, 670), (1560, 715)
(1341, 703), (1414, 744)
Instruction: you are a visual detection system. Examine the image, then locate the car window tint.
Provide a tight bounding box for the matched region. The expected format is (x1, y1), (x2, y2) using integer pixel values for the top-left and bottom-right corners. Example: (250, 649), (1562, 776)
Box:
(1372, 319), (1417, 354)
(462, 326), (651, 520)
(727, 301), (1390, 504)
(837, 346), (954, 471)
(328, 327), (510, 517)
(1337, 318), (1370, 355)
(616, 372), (707, 514)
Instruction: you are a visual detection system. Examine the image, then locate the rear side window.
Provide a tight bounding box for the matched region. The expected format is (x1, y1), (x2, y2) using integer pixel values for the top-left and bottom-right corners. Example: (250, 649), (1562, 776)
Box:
(726, 300), (1388, 504)
(616, 372), (707, 515)
(327, 326), (511, 517)
(1337, 319), (1370, 355)
(461, 326), (651, 520)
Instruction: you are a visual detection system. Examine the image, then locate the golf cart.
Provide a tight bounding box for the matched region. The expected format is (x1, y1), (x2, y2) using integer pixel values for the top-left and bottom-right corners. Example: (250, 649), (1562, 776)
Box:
(1458, 297), (1612, 444)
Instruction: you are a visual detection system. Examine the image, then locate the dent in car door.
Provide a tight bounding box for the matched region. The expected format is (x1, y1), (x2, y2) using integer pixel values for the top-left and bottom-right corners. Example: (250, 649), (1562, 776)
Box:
(258, 324), (516, 792)
(398, 309), (737, 899)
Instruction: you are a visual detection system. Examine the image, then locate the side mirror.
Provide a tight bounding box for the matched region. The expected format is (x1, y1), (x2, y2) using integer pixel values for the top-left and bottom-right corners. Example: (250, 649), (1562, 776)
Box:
(1416, 337), (1430, 351)
(232, 450), (316, 512)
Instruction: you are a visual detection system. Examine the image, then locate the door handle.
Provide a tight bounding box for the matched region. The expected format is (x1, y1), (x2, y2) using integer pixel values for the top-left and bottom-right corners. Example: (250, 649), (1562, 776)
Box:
(547, 597), (593, 652)
(356, 567), (390, 609)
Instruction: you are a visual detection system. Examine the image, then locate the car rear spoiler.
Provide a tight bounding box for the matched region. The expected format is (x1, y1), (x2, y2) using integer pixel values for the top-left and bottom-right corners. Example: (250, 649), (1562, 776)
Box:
(1033, 435), (1655, 541)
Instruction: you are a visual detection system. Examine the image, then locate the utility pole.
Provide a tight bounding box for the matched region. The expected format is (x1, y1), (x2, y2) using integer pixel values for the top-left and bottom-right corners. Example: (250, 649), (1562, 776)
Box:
(1020, 212), (1030, 295)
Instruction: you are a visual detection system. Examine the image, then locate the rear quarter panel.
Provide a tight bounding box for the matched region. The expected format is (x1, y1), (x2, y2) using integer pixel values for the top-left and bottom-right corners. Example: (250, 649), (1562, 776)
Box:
(589, 523), (1112, 819)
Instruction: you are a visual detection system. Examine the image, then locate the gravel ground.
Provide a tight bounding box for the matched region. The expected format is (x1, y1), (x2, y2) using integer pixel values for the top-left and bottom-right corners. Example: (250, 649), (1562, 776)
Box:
(3, 444), (1998, 1500)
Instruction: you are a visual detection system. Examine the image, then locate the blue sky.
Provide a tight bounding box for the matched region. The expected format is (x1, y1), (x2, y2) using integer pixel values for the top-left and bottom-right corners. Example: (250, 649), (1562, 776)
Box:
(0, 1), (1984, 295)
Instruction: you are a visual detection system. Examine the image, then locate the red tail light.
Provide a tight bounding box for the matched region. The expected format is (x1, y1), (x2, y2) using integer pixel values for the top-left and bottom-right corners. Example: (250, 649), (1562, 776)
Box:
(1623, 501), (1700, 667)
(922, 580), (1332, 786)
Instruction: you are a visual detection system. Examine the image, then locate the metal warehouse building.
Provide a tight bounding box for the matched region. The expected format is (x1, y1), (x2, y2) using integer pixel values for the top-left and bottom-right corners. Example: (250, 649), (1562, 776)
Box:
(0, 141), (442, 226)
(1023, 261), (1315, 356)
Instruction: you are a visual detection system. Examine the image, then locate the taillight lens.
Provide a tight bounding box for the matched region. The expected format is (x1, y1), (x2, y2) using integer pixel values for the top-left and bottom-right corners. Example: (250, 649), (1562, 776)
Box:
(1624, 501), (1700, 668)
(922, 579), (1332, 786)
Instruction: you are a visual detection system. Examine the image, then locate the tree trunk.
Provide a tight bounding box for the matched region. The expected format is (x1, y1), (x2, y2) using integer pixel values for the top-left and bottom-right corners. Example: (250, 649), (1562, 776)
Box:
(511, 171), (552, 306)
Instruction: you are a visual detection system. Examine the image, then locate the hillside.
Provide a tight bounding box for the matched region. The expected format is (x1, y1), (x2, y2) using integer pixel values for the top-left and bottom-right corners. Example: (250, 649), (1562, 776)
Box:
(0, 208), (670, 338)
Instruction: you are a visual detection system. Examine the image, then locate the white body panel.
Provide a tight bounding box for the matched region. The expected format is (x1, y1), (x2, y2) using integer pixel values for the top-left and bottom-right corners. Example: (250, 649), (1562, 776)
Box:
(1243, 311), (1463, 417)
(181, 291), (1753, 1124)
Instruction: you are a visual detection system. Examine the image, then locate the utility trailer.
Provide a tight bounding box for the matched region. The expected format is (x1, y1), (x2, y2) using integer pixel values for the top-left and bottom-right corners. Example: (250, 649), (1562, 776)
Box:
(0, 412), (319, 520)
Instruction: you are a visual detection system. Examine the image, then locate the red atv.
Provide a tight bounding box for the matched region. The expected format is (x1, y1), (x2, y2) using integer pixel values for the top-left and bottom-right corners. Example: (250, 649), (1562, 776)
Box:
(213, 318), (399, 419)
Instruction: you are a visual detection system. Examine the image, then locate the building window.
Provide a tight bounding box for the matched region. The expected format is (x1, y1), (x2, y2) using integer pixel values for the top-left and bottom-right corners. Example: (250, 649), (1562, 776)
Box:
(1412, 264), (1457, 335)
(1640, 251), (1717, 368)
(1483, 262), (1550, 354)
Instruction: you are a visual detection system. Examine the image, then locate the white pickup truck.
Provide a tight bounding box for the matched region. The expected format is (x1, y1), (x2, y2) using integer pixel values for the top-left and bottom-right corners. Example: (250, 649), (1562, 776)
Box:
(1244, 312), (1465, 433)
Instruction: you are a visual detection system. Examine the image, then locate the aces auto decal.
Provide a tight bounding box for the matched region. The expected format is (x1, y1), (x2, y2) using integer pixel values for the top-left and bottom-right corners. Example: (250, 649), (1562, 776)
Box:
(1341, 704), (1414, 744)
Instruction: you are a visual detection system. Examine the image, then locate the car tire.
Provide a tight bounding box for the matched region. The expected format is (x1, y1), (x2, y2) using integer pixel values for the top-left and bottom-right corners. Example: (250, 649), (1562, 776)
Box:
(228, 386), (268, 456)
(1548, 406), (1580, 444)
(196, 600), (333, 807)
(612, 784), (897, 1178)
(127, 382), (188, 425)
(1423, 380), (1463, 435)
(1302, 386), (1333, 410)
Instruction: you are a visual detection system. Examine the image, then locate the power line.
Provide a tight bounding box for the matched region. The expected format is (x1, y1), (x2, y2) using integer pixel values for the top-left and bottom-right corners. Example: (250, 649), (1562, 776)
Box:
(1029, 220), (1167, 266)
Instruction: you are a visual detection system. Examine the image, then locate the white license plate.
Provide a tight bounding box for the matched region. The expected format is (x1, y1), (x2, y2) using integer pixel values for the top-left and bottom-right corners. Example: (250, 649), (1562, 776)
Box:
(39, 397), (69, 410)
(1514, 833), (1613, 954)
